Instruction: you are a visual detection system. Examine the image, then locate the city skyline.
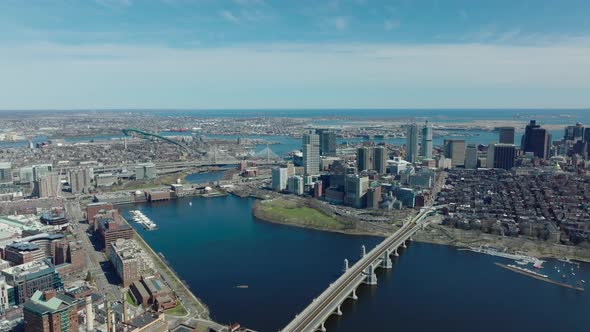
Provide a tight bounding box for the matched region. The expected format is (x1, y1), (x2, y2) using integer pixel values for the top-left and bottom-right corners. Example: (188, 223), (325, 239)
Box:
(1, 0), (590, 109)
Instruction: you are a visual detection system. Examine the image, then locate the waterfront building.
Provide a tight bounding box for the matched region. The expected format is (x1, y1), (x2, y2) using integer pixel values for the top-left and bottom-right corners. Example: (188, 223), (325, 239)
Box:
(109, 239), (154, 287)
(2, 259), (63, 305)
(487, 144), (516, 170)
(96, 213), (134, 250)
(373, 146), (387, 174)
(497, 127), (516, 144)
(344, 175), (369, 208)
(34, 172), (60, 198)
(465, 144), (478, 169)
(421, 121), (433, 159)
(23, 290), (79, 332)
(302, 132), (320, 176)
(0, 162), (12, 184)
(287, 175), (304, 195)
(522, 120), (549, 159)
(86, 202), (114, 224)
(356, 147), (373, 172)
(316, 129), (337, 157)
(271, 167), (288, 192)
(443, 139), (466, 167)
(135, 163), (157, 180)
(405, 124), (419, 163)
(68, 168), (92, 194)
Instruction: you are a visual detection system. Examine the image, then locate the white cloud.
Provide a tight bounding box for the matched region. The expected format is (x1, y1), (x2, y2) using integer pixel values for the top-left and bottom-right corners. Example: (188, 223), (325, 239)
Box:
(1, 40), (590, 109)
(325, 16), (349, 31)
(220, 10), (240, 23)
(384, 20), (400, 31)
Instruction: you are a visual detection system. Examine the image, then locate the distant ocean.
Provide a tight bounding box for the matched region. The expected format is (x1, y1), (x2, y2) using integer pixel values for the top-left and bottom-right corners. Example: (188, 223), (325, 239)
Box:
(148, 109), (590, 125)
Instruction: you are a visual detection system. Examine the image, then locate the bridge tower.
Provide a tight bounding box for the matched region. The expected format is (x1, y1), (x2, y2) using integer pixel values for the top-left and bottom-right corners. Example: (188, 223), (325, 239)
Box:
(360, 245), (366, 258)
(343, 258), (349, 272)
(381, 249), (392, 269)
(363, 263), (377, 285)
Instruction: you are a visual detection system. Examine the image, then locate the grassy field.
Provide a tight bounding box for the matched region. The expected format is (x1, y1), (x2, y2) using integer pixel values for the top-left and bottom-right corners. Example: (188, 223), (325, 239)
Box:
(126, 292), (136, 307)
(165, 302), (188, 317)
(255, 199), (349, 230)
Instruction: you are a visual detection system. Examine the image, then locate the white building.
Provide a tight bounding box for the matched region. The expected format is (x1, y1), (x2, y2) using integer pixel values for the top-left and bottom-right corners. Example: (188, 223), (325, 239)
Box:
(271, 167), (288, 192)
(302, 132), (320, 176)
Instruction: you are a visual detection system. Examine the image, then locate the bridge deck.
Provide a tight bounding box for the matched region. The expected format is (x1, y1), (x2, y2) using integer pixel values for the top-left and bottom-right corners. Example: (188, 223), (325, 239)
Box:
(281, 207), (437, 332)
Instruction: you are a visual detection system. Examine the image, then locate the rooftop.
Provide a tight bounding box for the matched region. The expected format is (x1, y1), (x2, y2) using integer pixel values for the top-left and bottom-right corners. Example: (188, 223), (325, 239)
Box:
(23, 290), (77, 315)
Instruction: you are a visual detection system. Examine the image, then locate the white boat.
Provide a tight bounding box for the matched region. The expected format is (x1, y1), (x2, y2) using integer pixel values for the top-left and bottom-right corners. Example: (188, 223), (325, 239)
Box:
(189, 201), (192, 206)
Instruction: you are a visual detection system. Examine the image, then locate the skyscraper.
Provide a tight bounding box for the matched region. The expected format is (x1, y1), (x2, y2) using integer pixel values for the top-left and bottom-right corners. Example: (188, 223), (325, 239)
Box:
(405, 123), (419, 163)
(69, 168), (92, 194)
(373, 146), (387, 174)
(302, 132), (320, 175)
(271, 167), (288, 192)
(497, 127), (515, 144)
(464, 144), (478, 169)
(316, 129), (337, 157)
(356, 147), (373, 172)
(443, 139), (466, 167)
(494, 144), (516, 170)
(421, 121), (433, 159)
(522, 120), (549, 159)
(564, 123), (584, 141)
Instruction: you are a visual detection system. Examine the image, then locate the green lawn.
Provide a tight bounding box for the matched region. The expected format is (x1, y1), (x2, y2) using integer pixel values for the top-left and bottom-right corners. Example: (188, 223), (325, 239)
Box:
(259, 200), (348, 230)
(165, 302), (188, 316)
(126, 292), (137, 307)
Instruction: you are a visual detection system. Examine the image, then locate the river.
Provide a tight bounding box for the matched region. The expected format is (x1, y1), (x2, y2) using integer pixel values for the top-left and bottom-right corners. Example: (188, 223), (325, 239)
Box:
(119, 195), (590, 332)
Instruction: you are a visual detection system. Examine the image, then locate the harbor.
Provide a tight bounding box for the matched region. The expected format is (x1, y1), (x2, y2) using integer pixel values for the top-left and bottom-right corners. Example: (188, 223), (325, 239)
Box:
(129, 210), (158, 230)
(463, 245), (586, 291)
(495, 263), (584, 291)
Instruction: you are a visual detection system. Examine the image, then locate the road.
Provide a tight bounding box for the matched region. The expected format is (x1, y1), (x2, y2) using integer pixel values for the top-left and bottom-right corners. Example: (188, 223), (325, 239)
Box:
(64, 201), (121, 302)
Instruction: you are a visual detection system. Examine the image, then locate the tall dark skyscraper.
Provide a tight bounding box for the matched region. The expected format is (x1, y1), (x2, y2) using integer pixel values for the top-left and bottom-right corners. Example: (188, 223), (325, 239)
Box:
(497, 127), (515, 144)
(564, 123), (584, 141)
(316, 129), (337, 157)
(488, 144), (516, 170)
(356, 147), (373, 172)
(522, 120), (549, 159)
(373, 146), (387, 174)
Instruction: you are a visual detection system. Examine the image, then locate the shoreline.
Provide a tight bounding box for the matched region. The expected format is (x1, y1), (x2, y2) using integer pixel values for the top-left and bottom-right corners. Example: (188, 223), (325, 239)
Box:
(120, 216), (211, 320)
(251, 205), (590, 264)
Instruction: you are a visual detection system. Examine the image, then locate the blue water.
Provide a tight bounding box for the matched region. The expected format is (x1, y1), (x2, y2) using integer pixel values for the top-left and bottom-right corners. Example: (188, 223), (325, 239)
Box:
(185, 171), (227, 184)
(120, 196), (590, 332)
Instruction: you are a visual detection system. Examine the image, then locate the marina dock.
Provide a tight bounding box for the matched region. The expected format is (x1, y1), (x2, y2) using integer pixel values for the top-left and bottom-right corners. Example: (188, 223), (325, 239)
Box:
(495, 263), (584, 291)
(129, 210), (158, 230)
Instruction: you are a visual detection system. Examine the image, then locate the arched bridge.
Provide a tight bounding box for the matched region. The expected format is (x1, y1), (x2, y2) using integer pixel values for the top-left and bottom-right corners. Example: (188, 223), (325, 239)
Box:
(122, 128), (192, 153)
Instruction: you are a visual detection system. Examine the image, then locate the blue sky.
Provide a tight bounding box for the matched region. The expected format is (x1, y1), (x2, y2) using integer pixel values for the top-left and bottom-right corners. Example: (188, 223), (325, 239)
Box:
(1, 0), (590, 109)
